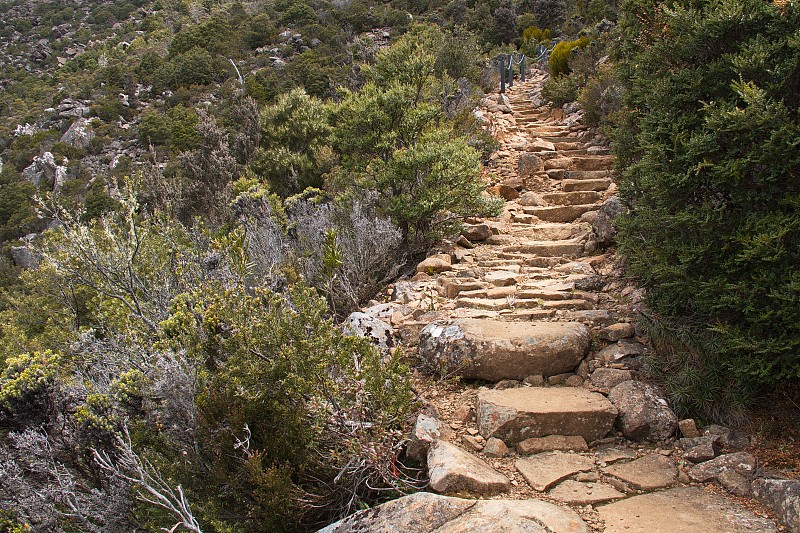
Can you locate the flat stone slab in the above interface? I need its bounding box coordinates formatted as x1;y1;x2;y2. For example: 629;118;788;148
484;270;520;286
594;445;636;465
477;387;617;444
596;486;778;533
503;240;585;258
418;319;591;381
602;454;678;491
318;492;590;533
516;452;596;491
541;191;602;205
549;480;625;505
428;440;510;495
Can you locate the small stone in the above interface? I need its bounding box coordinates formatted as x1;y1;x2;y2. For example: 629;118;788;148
466;428;479;436
453;405;474;424
456;235;474;249
589;368;633;390
495;379;522;390
406;414;454;462
576;472;599;482
417;257;452;274
607;381;677;442
484;437;509;458
524;374;546;386
462;434;484;452
548;373;573;385
703;425;751;452
462;224;492;242
680;436;721;463
565;375;585;387
679;418;701;438
600;323;636;342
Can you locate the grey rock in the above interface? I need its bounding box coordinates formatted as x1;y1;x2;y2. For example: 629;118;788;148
418;319;590;381
679;435;721;463
344;312;394;354
406;414;453;462
60;117;94;148
10;245;40;270
427;440;510;495
607;381;677;442
703;424;751;451
593;196;626;244
689;452;758;482
753;477;800;532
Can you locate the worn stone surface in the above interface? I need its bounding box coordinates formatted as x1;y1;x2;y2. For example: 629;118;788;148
406;414;454;462
518;435;588;455
678;418;701;438
427;440;510;495
607;381;677;441
518;152;544;177
318;492;590;533
602;454;678;491
417;257;452;274
689;452;758;483
418;319;591;381
548;480;624;505
753;477;800;532
703;424;751;451
477;387;617;445
600;323;636;342
515;452;595;491
596;486;778;533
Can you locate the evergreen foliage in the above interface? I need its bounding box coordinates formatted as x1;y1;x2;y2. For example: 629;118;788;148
612;0;800;414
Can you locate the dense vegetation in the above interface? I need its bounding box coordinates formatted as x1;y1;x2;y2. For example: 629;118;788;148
2;0;799;530
610;0;800;420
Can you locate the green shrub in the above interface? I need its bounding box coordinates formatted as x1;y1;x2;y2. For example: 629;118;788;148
541;73;580;106
613;0;800;410
548;36;590;77
577;65;621;126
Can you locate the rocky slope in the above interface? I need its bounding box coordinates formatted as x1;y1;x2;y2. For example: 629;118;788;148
329;72;799;532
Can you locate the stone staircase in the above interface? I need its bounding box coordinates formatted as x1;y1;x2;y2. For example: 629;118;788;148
324;72;788;533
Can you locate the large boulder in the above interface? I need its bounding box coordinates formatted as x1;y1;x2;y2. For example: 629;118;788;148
318;492;590;533
22;151;67;189
607;381;677;441
418;319;591;381
477;387;617;445
593;196;626;244
60;117;94;148
753;477;800;533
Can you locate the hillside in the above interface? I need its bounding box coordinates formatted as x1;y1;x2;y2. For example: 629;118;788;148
1;0;799;532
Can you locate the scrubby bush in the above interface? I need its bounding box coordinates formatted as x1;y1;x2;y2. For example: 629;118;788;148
541;72;580;106
548;36;590;77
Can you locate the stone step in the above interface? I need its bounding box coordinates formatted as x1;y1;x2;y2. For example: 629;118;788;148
562;178;611;192
538;135;583;143
563;170;614;180
544;156;615;172
540;299;593;310
596;486;778;533
455;297;549;311
476;387;618;444
501;223;587;240
319;492;592;533
418;319;591;381
516;452;596;492
502;241;584;258
522;205;596;223
541;191;603;206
